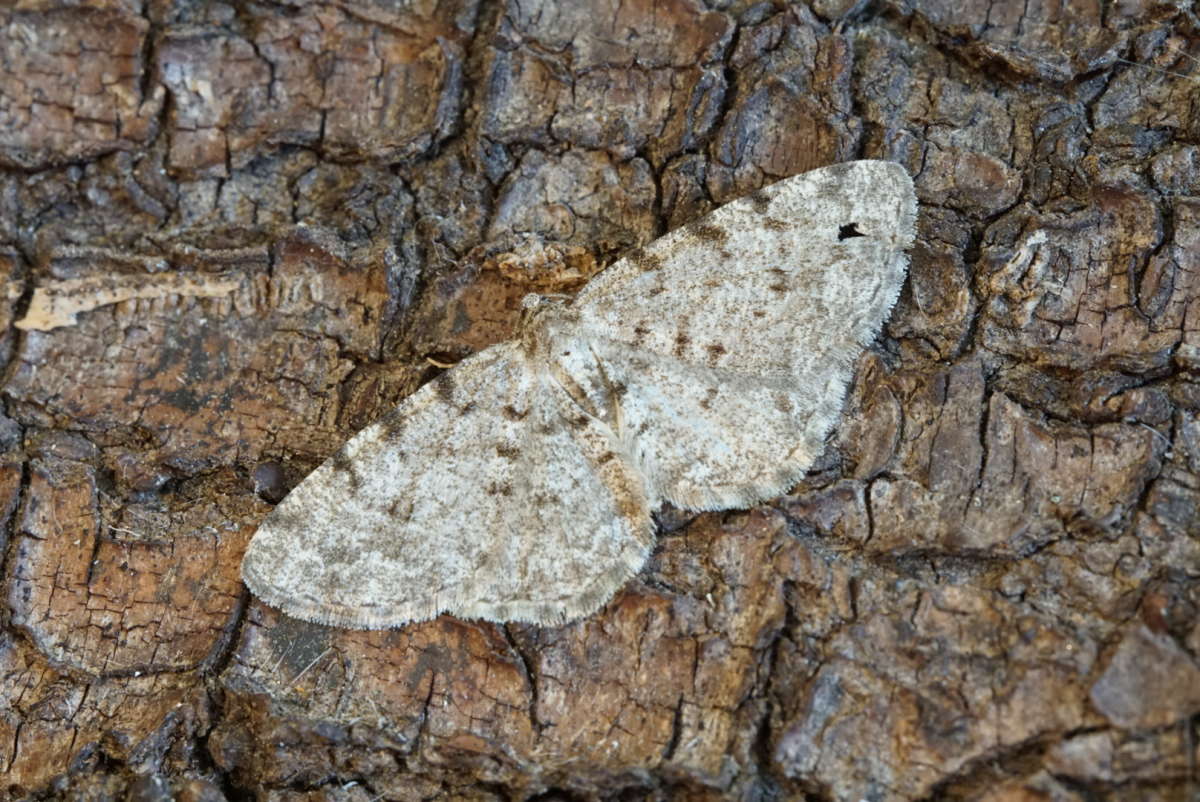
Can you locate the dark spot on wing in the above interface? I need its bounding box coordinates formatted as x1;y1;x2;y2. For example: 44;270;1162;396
749;189;771;214
612;381;628;398
459;401;477;415
329;450;362;490
774;393;794;413
688;223;728;244
718;249;732;261
486;481;513;496
376;411;405;440
628;247;665;273
768;267;788;278
495;444;520;460
633;324;651;344
647;285;666;296
597;451;615;464
838;222;865;240
434;372;456;402
699;387;718;410
674;332;691;356
752;309;766;318
637;421;652;434
768;282;788;294
763;217;788;232
568;415;590;430
706;343;727;364
502;405;528;421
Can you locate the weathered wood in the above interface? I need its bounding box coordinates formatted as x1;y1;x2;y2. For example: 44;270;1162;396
1;1;1198;800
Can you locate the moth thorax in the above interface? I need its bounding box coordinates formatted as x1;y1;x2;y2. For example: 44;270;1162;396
517;294;578;357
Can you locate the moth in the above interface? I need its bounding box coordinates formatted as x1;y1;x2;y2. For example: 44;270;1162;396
242;160;918;628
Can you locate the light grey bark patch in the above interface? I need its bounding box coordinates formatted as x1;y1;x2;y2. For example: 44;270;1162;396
241;160;918;629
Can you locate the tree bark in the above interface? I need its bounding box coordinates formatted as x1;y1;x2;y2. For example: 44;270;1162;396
1;1;1198;800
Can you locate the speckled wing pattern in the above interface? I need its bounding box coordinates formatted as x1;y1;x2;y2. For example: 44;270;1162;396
241;344;653;628
241;160;917;628
571;160;917;511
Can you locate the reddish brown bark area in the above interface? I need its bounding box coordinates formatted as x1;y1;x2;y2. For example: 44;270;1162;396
1;1;1198;800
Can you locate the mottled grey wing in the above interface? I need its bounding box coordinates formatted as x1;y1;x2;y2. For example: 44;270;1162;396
569;160;917;510
241;343;652;628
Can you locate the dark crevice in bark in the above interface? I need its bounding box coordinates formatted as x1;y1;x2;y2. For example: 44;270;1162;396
503;624;543;737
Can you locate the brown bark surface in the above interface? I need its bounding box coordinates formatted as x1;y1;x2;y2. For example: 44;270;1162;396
1;1;1198;800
